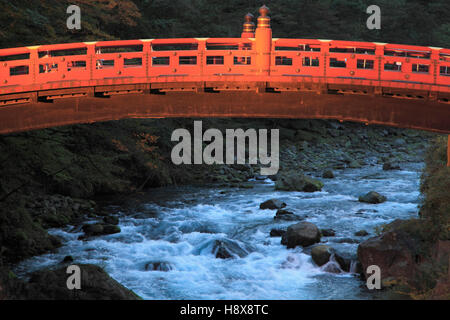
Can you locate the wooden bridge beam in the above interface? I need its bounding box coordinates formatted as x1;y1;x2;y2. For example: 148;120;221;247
0;89;450;135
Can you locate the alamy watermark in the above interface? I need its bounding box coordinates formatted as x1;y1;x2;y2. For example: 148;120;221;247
366;5;381;30
66;265;81;290
67;5;81;30
366;265;381;289
171;121;279;175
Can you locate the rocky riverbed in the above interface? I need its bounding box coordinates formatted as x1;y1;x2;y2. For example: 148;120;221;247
0;118;445;299
12;161;427;299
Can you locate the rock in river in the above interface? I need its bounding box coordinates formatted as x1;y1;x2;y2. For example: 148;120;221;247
212;239;248;259
320;228;336;237
274;209;302;221
311;245;333;266
275;170;324;192
311;245;353;272
270;229;286;237
259;199;286;210
358;191;387;204
357;219;421;283
281;222;321;248
25;264;140;300
322;170;335;179
61;255;74;264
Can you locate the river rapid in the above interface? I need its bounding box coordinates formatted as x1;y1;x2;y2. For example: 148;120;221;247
14;162;423;300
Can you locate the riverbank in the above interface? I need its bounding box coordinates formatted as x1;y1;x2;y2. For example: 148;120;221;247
357;136;450;299
0;118;439;299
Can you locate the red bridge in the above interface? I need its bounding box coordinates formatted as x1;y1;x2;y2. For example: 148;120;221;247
1;6;449;164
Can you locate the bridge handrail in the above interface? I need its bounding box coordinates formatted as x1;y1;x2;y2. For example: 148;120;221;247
0;38;449;96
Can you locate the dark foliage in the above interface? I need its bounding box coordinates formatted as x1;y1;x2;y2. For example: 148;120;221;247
0;0;449;48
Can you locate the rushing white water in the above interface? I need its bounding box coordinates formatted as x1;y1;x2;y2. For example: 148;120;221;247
14;163;423;299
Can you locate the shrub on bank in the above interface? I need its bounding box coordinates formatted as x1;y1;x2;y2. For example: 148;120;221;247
420;136;450;241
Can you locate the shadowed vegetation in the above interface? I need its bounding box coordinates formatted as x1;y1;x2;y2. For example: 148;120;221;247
1;0;449;48
420;136;450;241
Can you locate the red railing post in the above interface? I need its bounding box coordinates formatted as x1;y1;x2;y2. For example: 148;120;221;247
431;49;439;85
85;43;96;82
196;40;205;88
255;5;271;76
375;45;383;93
241;13;255;38
29;47;38;85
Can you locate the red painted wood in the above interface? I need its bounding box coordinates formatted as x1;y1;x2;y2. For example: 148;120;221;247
0;38;448;95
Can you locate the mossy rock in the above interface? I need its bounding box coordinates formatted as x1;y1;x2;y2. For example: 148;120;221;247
311;245;332;266
275;170;324;192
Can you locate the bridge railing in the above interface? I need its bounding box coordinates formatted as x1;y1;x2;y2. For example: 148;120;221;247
93;40;148;80
202;38;255;77
36;43;91;83
270;39;324;78
0;47;33;87
150;38;201;78
326;40;379;81
0;38;449;96
380;44;434;84
438;50;450;86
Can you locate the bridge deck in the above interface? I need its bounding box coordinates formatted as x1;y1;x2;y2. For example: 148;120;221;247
0;37;449;134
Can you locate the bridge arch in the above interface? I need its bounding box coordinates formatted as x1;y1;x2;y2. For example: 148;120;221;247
0;6;449;164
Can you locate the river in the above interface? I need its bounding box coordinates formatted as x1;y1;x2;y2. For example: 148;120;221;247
14;162;423;299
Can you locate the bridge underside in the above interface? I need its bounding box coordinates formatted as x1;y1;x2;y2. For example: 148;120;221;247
0;82;449;135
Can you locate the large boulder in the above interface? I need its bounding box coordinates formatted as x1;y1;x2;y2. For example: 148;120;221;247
358;220;450;296
281;222;321;248
259;199;286;210
311;245;332;266
25;264;141;300
275;171;324;192
358;191;387;204
357;219;420;284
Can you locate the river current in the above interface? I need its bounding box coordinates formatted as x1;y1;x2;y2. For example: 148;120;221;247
15;162;423;299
